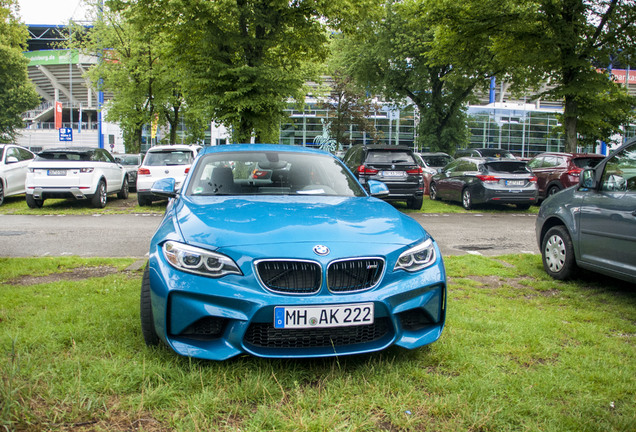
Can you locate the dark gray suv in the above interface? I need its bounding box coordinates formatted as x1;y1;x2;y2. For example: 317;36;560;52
536;138;636;283
343;145;424;209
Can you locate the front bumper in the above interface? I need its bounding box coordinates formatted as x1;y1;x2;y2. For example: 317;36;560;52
147;245;447;360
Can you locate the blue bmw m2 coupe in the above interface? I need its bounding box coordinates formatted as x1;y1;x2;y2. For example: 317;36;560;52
141;144;446;360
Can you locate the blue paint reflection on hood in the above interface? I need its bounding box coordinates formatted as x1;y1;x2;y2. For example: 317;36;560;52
174;195;427;249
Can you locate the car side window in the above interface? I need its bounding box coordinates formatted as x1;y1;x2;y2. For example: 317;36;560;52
600;146;636;192
528;157;544;169
6;147;20;160
17;148;34;161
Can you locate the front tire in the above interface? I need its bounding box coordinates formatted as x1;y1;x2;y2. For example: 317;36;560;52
117;177;129;199
91;180;107;208
138;193;152;206
26;194;44;208
462;188;472;210
547;184;561;197
0;181;4;206
429;182;439;200
541;225;577;280
140;264;160;346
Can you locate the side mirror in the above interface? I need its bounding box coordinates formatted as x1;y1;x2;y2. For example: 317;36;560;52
579;169;596;190
151;178;177;198
367;179;389;199
6;156;18;164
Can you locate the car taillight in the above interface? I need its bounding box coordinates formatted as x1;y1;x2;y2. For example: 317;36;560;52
529;176;538;183
567;168;582;177
185;167;190;174
406;167;423;176
138;168;151;175
357;165;379;175
476;175;500;182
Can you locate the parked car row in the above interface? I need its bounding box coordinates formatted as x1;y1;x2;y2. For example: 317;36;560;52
1;144;150;208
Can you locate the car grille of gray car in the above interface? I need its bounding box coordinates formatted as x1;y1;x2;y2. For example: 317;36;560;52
244;317;391;349
327;258;384;292
256;260;322;294
256;258;385;294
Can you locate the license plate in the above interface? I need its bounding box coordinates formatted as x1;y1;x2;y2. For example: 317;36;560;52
274;303;374;329
47;169;67;176
382;171;405;177
505;180;524;186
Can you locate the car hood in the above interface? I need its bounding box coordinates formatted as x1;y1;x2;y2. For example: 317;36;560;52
173;195;427;249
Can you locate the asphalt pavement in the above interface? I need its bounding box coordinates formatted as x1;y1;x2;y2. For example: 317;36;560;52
0;212;538;258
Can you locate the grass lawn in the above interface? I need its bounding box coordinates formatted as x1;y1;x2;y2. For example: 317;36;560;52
1;255;634;431
0;194;539;216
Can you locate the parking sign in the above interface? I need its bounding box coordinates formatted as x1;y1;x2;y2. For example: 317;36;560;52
59;128;73;142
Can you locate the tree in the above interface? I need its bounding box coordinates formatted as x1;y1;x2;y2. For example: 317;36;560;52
165;0;337;144
0;0;40;143
321;71;382;147
331;1;502;153
74;1;208;152
428;0;636;151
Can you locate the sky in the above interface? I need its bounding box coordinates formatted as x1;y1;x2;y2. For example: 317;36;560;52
17;0;92;25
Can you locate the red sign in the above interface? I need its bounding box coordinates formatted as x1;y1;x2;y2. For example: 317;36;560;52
55;101;63;129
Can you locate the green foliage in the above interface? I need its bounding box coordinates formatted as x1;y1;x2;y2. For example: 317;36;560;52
428;0;636;151
166;0;341;143
321;70;382;147
1;255;634;431
331;1;485;153
0;0;40;143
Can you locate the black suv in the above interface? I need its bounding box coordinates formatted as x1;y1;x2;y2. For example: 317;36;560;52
343;145;424;209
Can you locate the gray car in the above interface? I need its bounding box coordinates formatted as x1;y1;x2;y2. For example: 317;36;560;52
536;138;636;283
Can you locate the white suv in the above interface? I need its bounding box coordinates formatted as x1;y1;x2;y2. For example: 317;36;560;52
25;147;129;208
1;144;35;206
136;145;202;206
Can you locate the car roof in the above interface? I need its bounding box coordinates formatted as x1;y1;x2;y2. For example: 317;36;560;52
199;144;334;156
147;144;202;152
39;147;97;153
532;152;605;158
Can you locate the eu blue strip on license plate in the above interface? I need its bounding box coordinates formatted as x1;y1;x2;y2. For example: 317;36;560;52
274;303;374;329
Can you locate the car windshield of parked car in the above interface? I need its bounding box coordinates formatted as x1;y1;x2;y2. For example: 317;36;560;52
35;151;91;161
422;155;453;167
573;157;603;169
119;155;141;165
483;161;532;174
144;151;193;166
367;151;414;164
481;149;516;159
187;151;367;197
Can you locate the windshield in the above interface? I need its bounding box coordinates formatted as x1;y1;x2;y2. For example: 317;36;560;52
484;161;531;174
36;151;92;161
186;151;366;197
119;155;141;165
144;150;193;166
573;157;603;169
422;155;453;167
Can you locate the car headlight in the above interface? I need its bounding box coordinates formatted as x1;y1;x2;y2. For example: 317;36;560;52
163;241;242;278
394;239;436;272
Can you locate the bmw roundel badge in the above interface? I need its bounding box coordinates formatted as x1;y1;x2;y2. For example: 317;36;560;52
313;245;330;256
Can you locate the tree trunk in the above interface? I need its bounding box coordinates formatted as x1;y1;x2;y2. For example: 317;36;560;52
563;95;578;153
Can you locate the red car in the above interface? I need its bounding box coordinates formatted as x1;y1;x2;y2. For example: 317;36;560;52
527;152;605;200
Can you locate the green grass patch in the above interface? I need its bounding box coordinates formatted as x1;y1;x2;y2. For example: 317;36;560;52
0;194;166;215
398;196;540;214
1;255;633;431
